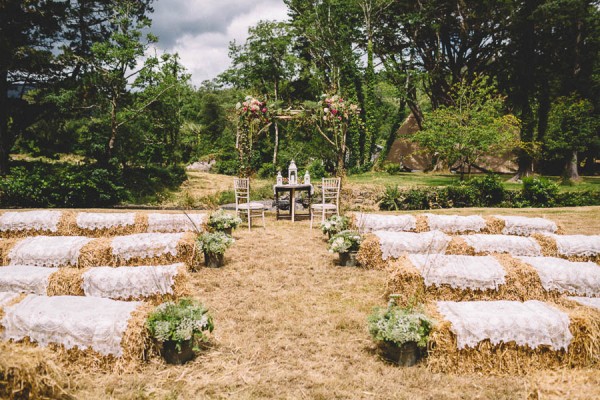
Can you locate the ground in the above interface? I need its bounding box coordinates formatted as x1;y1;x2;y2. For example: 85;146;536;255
48;207;598;399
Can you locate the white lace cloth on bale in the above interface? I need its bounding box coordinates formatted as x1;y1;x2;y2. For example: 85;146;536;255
375;231;451;259
461;234;542;256
111;233;184;261
0;292;19;307
408;254;506;291
355;213;416;233
540;233;600;257
567;297;600;310
76;212;135;230
0;295;141;356
495;215;558;236
82;264;181;300
437;300;573;350
0;266;57;295
425;214;486;233
0;210;62;233
147;213;205;233
517;256;600;297
8;236;92;267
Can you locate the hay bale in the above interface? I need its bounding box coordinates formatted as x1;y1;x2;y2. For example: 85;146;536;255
47;268;86;296
0;293;26;334
494;215;559;236
0;210;63;239
70;212;144;237
55;210;77;236
0;266;57;295
532;233;559;257
385;257;426;306
493;254;553;301
483;216;505;234
459;234;542;256
445;237;476;255
356;234;387;270
354;213;416;233
415;214;429;232
78;237;113;268
424;214;487;234
426;300;597;374
7;236;93;267
536;233;600;263
0;341;72;400
146;212;206;233
0;238;18;265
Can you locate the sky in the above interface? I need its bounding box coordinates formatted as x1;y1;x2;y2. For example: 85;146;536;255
149;0;289;87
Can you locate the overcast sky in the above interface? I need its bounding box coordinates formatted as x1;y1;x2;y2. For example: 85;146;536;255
149;0;289;87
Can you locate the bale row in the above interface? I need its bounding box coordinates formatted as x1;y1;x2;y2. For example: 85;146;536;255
0;294;155;371
533;233;600;263
426;298;600;374
1;232;200;270
385;254;553;306
0;210;207;238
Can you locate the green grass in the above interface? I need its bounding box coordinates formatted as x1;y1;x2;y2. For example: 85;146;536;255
347;171;600;193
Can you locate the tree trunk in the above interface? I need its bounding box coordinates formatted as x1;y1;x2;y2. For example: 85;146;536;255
564;150;580;181
0;68;10;175
272;122;279;166
107;97;118;162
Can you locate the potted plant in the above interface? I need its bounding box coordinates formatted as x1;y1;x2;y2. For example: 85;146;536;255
197;231;234;268
320;215;349;239
328;230;362;266
147;298;214;365
207;210;242;235
367;297;435;366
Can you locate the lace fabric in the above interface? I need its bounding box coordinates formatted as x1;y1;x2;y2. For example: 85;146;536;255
8;236;93;267
517;256;600;296
0;266;56;295
541;233;600;257
375;231;451;259
0;295;141;356
0;210;62;232
496;215;558;236
147;213;205;233
461;234;542;256
408;254;506;290
76;212;135;230
567;296;600;310
111;233;184;261
355;214;416;233
82;264;181;300
437;300;573;351
425;214;486;233
0;292;19;307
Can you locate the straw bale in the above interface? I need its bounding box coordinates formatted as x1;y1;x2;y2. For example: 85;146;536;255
0;294;27;335
47;268;86;296
386;254;552;306
415;214;429;232
483;216;505;234
0;238;19;264
356;234;387;270
532;233;559;257
56;210;77;236
426;299;600;374
78;237;113;268
0;341;73;400
0;211;63;239
70;212;147;237
445;237;475;255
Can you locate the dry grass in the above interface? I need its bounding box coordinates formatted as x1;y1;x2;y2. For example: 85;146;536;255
2;206;600;399
47;268;86;296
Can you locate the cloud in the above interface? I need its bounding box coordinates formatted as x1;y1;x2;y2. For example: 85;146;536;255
149;0;288;86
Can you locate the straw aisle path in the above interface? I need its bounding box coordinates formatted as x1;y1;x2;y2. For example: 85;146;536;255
68;211;600;399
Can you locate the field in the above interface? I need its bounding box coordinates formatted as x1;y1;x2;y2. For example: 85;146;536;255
3;206;599;399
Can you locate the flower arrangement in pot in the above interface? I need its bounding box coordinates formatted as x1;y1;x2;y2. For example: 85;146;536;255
328;229;362;267
367;297;435;366
147;298;214;365
207;210;242;235
197;231;235;268
320;215;349;240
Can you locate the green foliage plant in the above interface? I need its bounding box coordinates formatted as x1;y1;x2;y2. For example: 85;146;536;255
320;215;349;236
521;177;560;207
368;299;435;349
207;210;242;231
197;232;235;256
379;185;402;211
147;298;214;351
466;174;506;206
328;230;362;254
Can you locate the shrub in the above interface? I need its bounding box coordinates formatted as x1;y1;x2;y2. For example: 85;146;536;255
368;299;435;348
147;298;214;351
307;159;327;180
320;215;349;236
401;188;431;210
384;163;403;175
197;231;235;255
467;174;505;206
257;162;276;179
445;182;480;207
379;185;402;211
207;210;242;231
521;177;560;207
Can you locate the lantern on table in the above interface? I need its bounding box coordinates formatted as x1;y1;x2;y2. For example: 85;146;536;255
277;170;283;185
288;160;297;184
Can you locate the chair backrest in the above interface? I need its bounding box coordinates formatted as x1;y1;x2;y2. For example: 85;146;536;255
320;177;340;206
233;178;250;207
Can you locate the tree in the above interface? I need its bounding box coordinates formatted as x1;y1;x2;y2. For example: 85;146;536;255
0;0;66;174
545;94;598;180
413;76;520;180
